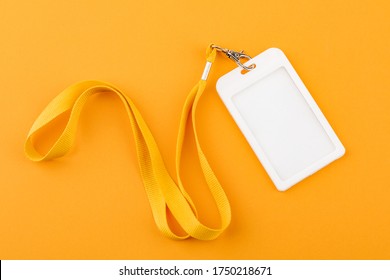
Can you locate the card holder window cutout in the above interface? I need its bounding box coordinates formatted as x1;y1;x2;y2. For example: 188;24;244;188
216;48;345;191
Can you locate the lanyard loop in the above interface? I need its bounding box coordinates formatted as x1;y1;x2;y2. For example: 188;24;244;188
25;45;231;240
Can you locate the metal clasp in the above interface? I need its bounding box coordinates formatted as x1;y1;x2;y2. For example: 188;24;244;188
211;44;255;71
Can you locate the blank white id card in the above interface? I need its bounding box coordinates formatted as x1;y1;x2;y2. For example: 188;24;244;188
216;48;345;191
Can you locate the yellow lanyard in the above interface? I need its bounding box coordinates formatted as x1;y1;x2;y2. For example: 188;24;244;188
25;45;252;240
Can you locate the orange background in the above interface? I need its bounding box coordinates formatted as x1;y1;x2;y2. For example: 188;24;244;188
1;0;389;259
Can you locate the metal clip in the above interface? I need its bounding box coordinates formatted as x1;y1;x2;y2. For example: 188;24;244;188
211;44;255;71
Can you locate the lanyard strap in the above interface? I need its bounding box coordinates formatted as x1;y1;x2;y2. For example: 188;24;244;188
25;45;231;240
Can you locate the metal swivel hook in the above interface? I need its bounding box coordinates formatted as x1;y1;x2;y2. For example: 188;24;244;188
211;44;255;71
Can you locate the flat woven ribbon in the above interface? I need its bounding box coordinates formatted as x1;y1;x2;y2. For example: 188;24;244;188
25;46;231;240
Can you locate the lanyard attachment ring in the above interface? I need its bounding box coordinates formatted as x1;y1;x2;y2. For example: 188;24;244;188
211;44;255;71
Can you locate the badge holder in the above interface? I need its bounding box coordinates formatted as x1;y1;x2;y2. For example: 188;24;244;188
213;45;345;191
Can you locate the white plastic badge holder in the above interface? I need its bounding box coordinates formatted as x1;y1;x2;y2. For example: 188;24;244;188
216;48;345;191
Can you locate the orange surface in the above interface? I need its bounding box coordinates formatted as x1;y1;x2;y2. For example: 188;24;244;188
1;0;389;259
